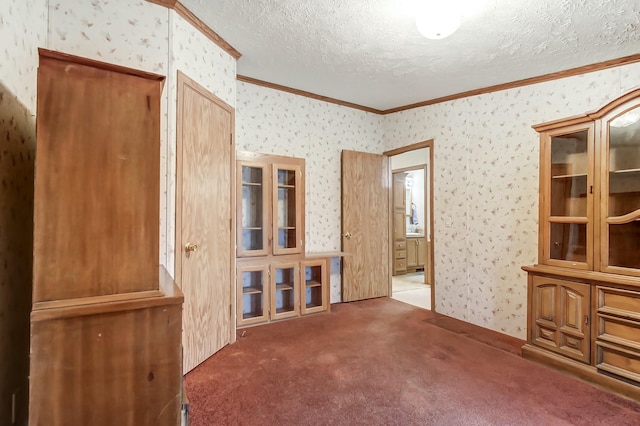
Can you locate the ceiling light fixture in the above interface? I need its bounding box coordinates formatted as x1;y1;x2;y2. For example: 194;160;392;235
415;2;462;40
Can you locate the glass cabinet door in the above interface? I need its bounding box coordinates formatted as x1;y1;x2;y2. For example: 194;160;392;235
237;162;269;257
602;104;640;275
237;264;269;326
271;262;299;320
543;125;594;269
301;259;327;315
272;163;304;255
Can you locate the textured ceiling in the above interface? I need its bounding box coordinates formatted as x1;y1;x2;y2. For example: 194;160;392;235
179;0;640;111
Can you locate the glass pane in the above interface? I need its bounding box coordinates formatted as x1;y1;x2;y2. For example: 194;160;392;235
608;106;640;217
550;131;588;217
305;265;322;308
241;270;264;319
278;228;297;249
242;229;263;251
277;187;296;228
242;185;263;228
241;165;264;252
306;286;322;308
549;223;586;262
275;267;295;314
242;166;262;184
608;222;640;269
305;265;322;283
278;169;296;186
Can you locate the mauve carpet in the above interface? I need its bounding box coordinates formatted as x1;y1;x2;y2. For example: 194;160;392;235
184;297;640;425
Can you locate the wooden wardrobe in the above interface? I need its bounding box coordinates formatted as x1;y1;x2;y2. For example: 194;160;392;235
29;50;183;425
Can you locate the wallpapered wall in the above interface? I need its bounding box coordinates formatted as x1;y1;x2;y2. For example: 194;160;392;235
1;1;237;423
166;11;237;276
48;0;172;267
0;1;47;423
47;0;239;274
235;82;385;302
383;64;640;338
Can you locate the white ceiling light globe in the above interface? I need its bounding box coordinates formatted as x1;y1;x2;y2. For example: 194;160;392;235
415;4;462;40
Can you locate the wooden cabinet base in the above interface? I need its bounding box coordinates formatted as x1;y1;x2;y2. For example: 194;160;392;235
237;257;329;328
29;285;184;426
522;343;640;402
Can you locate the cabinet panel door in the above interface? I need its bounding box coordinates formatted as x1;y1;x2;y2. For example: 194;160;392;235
531;276;590;363
558;281;590;363
539;124;594;271
272;163;305;255
600;101;640;277
417;237;426;267
237;264;270;327
531;278;559;351
407;238;418;268
301;259;328;315
237;161;270;257
271;262;300;320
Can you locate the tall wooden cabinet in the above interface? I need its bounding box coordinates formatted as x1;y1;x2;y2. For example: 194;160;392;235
29;50;183;425
236;151;329;327
393;172;408;275
523;88;640;400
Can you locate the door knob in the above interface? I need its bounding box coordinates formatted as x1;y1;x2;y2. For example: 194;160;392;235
184;243;199;253
342;232;352;240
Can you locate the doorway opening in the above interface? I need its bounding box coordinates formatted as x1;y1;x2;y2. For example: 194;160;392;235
384;141;434;311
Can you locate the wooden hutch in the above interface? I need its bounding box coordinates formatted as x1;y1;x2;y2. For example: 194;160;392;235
29;50;183;425
235;151;331;327
523;88;640;400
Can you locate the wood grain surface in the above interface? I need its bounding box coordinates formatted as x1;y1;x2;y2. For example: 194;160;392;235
33;54;161;302
341;150;390;302
177;73;233;372
29;299;183;426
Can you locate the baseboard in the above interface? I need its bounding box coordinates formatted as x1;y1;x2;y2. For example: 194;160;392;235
522;343;640;402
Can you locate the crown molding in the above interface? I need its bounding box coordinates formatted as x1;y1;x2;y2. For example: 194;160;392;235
146;0;241;60
237;75;384;114
241;54;640;116
143;3;640;117
382;53;640;115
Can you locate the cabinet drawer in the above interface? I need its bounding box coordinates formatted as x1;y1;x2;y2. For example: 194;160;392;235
597;314;640;351
597;286;640;321
395;249;406;260
395;259;406;271
395;241;406;251
596;341;640;383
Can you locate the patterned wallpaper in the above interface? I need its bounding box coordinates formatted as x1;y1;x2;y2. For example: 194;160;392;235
236;81;385;303
165;10;237;276
383;63;640;338
48;1;240;275
48;0;172;267
0;1;48;423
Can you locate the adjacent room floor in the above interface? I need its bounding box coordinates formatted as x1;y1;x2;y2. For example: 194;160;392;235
184;298;640;425
391;272;430;310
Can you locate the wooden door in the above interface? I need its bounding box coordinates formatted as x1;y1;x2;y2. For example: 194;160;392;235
530;275;590;363
341;150;390;302
176;72;234;373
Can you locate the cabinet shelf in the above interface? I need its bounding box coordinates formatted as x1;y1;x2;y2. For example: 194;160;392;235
242;286;263;295
278;184;295;189
552;173;587;179
610;168;640;175
276;283;294;291
242;181;262;186
305;280;322;288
